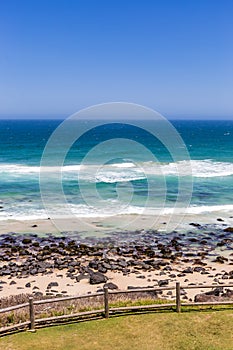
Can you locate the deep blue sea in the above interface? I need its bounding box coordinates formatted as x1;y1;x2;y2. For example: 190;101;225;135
0;119;233;221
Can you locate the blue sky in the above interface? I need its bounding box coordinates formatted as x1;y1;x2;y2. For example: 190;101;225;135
0;0;233;119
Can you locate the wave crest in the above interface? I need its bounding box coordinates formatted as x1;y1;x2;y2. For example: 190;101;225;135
0;159;233;180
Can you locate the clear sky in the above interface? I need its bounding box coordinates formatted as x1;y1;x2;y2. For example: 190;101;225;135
0;0;233;119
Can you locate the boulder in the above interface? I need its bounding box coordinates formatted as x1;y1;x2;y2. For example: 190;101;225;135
90;272;107;285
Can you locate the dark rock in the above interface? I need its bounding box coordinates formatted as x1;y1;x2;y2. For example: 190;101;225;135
102;262;112;270
104;282;118;290
76;274;89;282
182;267;193;274
158;279;169;287
194;293;218;302
117;259;127;268
223;289;233;298
189;238;198;242
88;260;98;269
200;240;208;245
98;266;107;274
68;267;75;273
206;287;223;296
194;267;205;273
10;280;16;285
214;256;228;264
127;285;152;290
224;227;233;233
190;223;201;227
47;281;59;289
22;238;32;244
89;272;107;285
194;286;233;302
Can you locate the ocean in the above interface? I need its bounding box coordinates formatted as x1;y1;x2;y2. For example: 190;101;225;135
0;119;233;224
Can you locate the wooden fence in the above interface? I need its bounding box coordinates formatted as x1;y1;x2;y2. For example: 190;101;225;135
0;282;233;335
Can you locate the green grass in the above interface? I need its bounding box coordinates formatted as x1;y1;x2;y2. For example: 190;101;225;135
1;310;233;350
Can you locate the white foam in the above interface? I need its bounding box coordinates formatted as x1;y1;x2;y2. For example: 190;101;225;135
109;162;136;168
142;160;233;178
1;159;233;179
95;171;145;183
184;204;233;214
1;202;233;222
62;165;82;171
186;160;233;178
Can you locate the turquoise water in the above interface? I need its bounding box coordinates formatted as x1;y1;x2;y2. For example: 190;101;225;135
0;119;233;220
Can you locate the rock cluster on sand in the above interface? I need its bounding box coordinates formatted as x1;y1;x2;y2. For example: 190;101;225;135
0;224;232;300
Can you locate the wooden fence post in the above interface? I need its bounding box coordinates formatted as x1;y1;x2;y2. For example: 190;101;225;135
104;287;109;319
176;282;181;313
29;297;35;331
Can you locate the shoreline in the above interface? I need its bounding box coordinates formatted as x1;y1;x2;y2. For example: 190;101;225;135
0;210;233;236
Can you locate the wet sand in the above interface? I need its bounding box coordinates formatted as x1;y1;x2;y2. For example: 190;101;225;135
0;210;233;236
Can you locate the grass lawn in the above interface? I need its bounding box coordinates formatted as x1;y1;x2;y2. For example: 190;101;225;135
0;310;233;350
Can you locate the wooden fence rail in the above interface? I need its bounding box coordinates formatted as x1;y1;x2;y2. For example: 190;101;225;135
0;282;233;336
